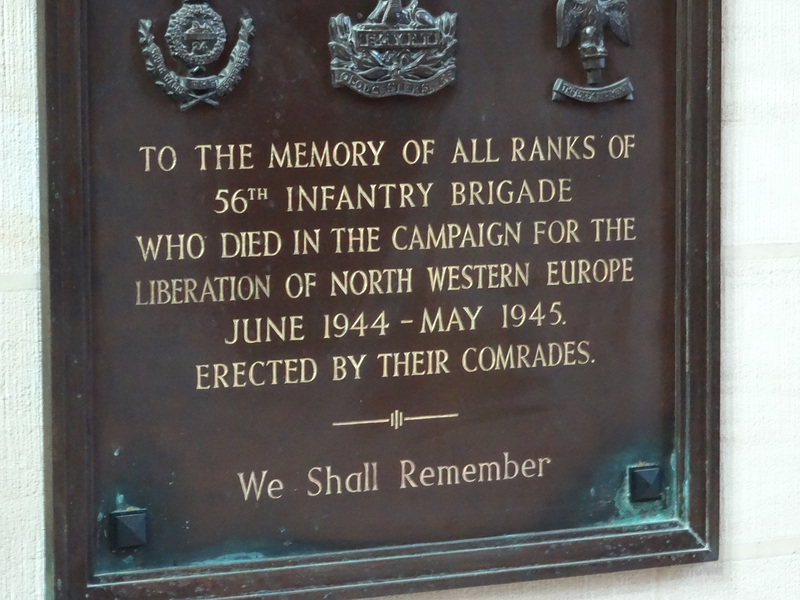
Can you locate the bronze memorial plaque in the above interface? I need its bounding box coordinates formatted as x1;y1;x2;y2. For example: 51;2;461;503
43;1;720;598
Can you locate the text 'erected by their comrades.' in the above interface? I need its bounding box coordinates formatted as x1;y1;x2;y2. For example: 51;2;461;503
133;135;639;390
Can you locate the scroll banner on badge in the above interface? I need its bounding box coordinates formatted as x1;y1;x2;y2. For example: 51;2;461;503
552;77;634;103
331;66;456;98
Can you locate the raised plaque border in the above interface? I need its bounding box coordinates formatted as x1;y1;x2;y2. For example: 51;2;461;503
42;1;720;598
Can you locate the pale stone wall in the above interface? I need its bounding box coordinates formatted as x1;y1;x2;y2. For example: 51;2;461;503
1;2;44;599
1;1;798;598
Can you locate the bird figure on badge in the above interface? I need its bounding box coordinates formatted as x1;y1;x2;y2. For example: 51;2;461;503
368;0;435;27
556;0;631;86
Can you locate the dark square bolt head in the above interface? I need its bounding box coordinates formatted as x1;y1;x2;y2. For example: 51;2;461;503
110;509;148;550
629;466;664;503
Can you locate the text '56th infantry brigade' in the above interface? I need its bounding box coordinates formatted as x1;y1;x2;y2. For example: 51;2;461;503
138;1;254;110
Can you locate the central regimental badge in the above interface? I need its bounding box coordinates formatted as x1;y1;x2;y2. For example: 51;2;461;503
138;1;254;111
329;0;457;98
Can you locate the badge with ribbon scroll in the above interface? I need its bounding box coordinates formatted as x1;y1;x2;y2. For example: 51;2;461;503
553;0;634;103
138;1;254;111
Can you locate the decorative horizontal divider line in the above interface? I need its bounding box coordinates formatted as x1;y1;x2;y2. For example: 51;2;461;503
333;411;460;430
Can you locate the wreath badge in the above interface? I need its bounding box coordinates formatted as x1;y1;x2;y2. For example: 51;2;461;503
329;0;457;98
138;1;254;111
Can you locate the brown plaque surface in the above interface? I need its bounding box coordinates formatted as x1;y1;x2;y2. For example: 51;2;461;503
43;1;719;598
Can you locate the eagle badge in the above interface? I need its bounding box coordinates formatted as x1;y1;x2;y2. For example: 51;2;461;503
553;0;634;103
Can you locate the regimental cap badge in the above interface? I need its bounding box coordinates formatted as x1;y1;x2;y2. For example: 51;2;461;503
553;0;634;103
138;1;254;110
329;0;457;98
166;2;227;69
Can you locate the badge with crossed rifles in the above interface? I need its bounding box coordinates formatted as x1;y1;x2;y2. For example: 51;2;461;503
553;0;634;103
138;1;254;111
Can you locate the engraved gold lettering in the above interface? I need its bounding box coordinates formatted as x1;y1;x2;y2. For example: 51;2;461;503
591;217;636;242
451;138;500;164
546;258;634;285
426;263;530;291
286;182;432;211
136;233;206;261
284;272;317;299
420;306;482;333
608;134;636;159
307;463;378;496
392;222;521;251
140;145;177;172
532;220;580;245
377;350;450;377
400;453;552;489
220;231;282;258
237;471;284;501
135;275;270;306
268;140;386;168
461;342;591;371
195;144;254;171
332;354;367;381
511;136;596;161
292;229;321;255
402;139;435;165
451;178;572;205
330;227;381;253
224;316;305;345
195;358;318;389
329;268;413;296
